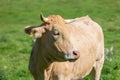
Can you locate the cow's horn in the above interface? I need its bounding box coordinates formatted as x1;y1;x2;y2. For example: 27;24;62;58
65;18;79;23
64;19;75;23
40;14;48;23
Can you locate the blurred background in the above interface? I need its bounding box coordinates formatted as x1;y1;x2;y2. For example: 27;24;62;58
0;0;120;80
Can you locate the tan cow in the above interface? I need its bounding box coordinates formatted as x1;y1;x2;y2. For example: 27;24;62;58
24;15;104;80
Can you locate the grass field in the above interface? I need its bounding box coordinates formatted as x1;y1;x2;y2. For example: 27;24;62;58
0;0;120;80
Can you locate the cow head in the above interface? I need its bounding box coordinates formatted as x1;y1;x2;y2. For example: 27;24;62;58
25;15;80;61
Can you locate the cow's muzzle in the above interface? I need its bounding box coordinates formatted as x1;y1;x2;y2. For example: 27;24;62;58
65;50;80;61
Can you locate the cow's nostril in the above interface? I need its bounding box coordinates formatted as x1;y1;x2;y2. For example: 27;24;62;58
73;51;78;56
72;51;80;59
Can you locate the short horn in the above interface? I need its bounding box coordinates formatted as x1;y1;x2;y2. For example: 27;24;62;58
40;14;48;23
65;18;79;23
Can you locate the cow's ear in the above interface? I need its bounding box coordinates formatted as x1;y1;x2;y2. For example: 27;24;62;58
24;26;33;35
24;26;45;38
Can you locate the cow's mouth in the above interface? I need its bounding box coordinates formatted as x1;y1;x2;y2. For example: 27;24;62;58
46;51;79;62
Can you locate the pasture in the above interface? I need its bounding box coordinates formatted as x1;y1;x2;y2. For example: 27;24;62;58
0;0;120;80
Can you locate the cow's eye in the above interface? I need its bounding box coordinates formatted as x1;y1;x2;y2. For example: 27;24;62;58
52;30;60;40
53;30;60;36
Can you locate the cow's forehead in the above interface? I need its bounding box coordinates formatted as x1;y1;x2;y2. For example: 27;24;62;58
39;15;67;30
47;15;66;24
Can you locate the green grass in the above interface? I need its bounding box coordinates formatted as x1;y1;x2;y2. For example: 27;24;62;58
0;0;120;80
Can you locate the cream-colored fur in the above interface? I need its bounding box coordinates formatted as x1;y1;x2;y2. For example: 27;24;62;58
25;15;104;80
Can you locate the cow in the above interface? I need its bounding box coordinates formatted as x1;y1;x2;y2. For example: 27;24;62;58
24;15;104;80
